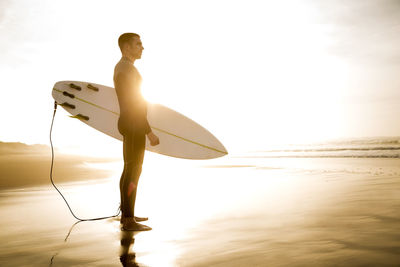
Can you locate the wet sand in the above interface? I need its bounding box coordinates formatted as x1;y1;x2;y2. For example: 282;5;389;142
0;156;399;266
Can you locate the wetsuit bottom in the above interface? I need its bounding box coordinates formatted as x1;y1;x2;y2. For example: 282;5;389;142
120;129;146;218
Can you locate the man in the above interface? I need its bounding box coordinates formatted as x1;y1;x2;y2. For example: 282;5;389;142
114;33;159;231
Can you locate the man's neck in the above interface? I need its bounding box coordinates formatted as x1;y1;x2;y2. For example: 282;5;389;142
121;55;135;64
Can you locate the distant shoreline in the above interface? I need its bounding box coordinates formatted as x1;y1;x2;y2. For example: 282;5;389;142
0;141;119;189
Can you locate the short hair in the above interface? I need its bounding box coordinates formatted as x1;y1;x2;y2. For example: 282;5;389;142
118;33;140;51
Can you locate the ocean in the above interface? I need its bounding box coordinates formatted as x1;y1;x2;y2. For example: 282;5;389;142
241;137;400;158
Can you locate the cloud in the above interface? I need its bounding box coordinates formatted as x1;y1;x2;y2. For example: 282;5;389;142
311;0;400;65
0;0;62;67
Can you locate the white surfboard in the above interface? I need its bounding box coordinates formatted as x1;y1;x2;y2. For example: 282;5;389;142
52;81;227;159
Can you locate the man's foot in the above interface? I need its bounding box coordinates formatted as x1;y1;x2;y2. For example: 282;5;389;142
120;253;136;265
134;216;148;222
122;217;152;231
120;216;148;224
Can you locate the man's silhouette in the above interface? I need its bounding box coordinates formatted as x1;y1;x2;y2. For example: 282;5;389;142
114;33;159;231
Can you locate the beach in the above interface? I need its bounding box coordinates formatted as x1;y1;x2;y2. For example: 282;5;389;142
2;0;400;265
0;145;399;266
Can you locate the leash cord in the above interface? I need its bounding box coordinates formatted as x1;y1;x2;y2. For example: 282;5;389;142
50;101;120;221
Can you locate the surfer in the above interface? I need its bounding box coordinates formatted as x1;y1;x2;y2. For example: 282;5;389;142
114;33;160;231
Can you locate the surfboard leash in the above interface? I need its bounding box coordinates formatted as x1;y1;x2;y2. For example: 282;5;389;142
50;101;121;221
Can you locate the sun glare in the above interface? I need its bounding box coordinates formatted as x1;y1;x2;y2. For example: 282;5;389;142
136;0;351;148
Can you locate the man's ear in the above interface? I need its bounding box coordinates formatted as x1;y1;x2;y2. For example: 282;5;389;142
121;43;129;53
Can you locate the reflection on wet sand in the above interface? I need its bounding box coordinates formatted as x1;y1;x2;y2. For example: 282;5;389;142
49;220;141;267
49;221;81;267
119;231;139;267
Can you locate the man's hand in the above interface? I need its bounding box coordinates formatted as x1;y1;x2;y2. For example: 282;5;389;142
147;131;160;146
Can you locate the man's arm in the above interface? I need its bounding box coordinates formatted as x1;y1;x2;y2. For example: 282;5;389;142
147;131;160;146
143;104;160;146
114;69;137;115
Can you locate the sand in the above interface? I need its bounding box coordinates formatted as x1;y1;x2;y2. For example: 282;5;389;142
0;154;399;266
0;142;117;189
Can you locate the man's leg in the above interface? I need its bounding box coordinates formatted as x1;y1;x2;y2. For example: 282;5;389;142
119;165;126;216
120;130;150;230
130;130;145;217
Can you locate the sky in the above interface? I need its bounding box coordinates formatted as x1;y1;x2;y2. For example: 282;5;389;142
1;0;400;156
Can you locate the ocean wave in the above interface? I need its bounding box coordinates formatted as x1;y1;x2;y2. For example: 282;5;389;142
262;147;400;153
241;154;400;159
246;137;400;158
321;137;400;146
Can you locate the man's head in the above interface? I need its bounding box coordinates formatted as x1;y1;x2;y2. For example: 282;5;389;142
118;33;144;60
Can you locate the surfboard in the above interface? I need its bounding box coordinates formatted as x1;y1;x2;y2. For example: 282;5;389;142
52;81;227;159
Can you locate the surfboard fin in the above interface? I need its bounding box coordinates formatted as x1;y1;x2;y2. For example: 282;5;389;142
70;114;89;121
69;83;82;91
87;84;99;91
63;91;75;99
60;102;76;109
